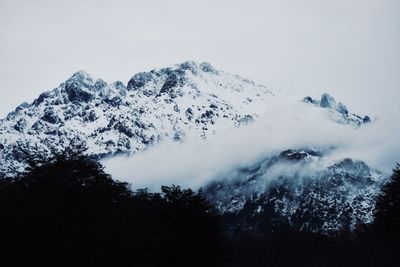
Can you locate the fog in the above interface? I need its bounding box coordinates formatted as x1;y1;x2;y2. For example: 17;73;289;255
103;95;400;190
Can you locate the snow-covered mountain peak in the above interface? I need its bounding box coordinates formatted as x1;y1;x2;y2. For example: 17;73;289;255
0;61;275;175
304;93;371;126
67;70;94;84
126;60;249;98
0;62;373;178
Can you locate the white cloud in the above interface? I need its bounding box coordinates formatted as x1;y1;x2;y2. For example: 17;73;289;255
103;96;400;190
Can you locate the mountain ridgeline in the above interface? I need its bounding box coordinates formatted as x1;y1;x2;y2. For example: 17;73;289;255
1;61;274;175
0;61;382;235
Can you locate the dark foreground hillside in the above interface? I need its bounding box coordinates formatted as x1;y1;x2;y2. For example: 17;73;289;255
0;150;399;267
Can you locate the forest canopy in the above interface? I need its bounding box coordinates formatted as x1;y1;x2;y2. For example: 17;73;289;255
0;150;399;267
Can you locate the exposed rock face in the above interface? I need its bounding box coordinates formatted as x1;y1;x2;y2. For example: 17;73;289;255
303;94;371;127
127;72;154;91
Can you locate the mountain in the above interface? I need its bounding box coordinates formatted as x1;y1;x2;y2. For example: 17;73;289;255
205;149;385;234
0;62;272;175
0;61;368;175
0;61;382;233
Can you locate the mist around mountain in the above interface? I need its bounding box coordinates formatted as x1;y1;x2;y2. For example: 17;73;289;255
0;61;382;178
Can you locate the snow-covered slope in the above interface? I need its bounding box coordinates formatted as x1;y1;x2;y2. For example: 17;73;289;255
0;61;369;175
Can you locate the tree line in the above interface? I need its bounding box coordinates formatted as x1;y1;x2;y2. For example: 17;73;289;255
0;148;399;266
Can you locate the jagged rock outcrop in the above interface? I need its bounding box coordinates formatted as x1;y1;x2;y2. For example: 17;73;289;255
303;93;371;126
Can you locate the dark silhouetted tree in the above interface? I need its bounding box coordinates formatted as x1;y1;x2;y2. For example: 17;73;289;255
374;163;400;234
0;150;225;267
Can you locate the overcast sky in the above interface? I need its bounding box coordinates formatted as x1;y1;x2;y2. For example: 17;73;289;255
0;0;399;118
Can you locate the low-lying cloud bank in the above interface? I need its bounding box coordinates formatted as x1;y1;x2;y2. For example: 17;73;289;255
103;97;399;191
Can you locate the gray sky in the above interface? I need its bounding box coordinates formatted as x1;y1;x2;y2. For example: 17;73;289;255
0;0;399;118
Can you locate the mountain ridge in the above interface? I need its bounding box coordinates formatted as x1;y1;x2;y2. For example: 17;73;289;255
0;61;372;175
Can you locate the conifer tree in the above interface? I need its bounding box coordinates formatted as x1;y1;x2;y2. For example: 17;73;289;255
374;163;400;233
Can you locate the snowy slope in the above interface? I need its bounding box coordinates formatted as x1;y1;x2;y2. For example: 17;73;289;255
0;61;368;175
